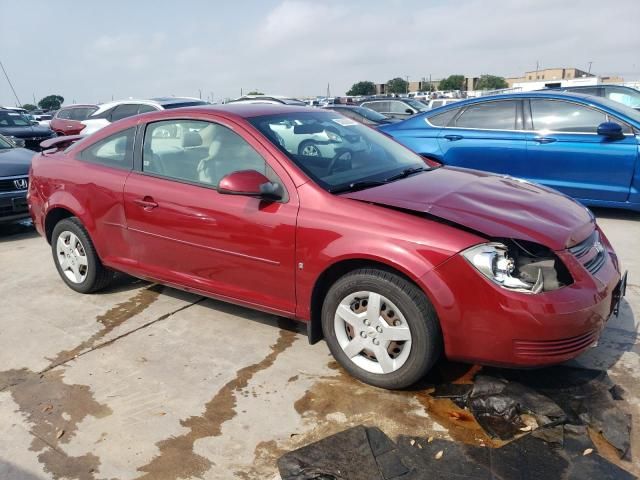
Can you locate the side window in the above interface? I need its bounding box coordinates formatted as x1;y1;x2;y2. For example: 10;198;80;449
137;104;157;114
110;104;141;122
364;102;388;113
57;109;71;120
143;120;268;189
431;101;443;109
390;101;411;114
337;109;364;123
428;108;459;127
530;100;606;133
79;127;135;169
455;101;517;130
573;87;600;96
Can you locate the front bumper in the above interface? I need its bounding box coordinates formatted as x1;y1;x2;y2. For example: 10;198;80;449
0;192;29;223
422;241;623;367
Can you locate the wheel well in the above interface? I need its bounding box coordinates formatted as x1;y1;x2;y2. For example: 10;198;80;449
44;207;74;243
308;259;418;344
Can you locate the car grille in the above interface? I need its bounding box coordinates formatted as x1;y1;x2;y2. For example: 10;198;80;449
569;230;606;275
24;137;52;151
0;176;28;192
514;329;599;359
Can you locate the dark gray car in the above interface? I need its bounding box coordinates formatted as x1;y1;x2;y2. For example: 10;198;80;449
0;109;57;151
0;134;33;223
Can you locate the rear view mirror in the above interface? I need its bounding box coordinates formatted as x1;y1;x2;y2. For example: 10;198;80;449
597;122;624;138
218;170;283;201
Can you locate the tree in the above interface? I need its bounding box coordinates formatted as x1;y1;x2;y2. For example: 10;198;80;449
438;75;465;91
475;75;509;90
247;90;264;95
21;103;37;111
346;81;376;96
38;95;64;110
386;77;408;94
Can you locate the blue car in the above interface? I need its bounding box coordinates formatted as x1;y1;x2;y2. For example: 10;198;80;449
380;92;640;211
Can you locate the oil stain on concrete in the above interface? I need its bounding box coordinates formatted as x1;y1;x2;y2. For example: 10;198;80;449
136;328;298;480
0;284;163;479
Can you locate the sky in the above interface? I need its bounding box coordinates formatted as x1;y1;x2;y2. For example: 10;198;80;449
1;0;639;106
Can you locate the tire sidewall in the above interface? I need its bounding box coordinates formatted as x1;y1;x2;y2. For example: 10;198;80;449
51;219;100;294
321;271;440;389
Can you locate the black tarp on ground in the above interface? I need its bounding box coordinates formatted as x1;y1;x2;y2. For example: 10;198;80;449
278;425;636;480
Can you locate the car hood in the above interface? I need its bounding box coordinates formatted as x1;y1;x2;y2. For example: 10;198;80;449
0;125;54;138
0;147;34;176
342;167;595;250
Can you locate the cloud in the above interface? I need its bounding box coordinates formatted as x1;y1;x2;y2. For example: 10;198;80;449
1;0;638;105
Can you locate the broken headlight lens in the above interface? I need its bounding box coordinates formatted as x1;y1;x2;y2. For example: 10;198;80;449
462;242;544;294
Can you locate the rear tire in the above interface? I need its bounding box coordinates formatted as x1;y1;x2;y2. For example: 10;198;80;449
321;268;441;389
51;217;114;293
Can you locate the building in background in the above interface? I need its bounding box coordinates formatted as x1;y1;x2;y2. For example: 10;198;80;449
505;67;626;92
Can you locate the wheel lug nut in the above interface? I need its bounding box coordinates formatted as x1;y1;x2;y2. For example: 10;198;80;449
393;320;401;326
373;339;379;345
360;331;366;338
376;326;382;333
364;320;370;326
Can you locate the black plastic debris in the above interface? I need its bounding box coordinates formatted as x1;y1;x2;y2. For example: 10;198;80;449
432;366;632;459
277;426;411;480
278;425;636;480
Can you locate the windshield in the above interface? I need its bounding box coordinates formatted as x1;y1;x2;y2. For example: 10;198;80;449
0;135;13;149
404;99;429;111
353;106;388;121
249;111;430;192
0;111;31;127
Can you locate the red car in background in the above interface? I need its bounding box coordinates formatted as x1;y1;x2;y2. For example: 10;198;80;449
28;105;625;389
49;104;98;136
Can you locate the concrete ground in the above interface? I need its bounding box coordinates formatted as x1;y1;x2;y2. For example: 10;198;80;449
0;208;638;479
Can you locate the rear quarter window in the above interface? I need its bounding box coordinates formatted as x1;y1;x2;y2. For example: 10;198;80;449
428;108;459;127
78;127;135;170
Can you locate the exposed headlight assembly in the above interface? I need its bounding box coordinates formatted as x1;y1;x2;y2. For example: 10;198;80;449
462;241;571;294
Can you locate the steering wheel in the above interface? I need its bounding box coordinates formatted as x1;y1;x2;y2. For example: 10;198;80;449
327;149;353;176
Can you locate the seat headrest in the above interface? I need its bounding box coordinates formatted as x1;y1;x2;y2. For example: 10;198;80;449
182;131;202;148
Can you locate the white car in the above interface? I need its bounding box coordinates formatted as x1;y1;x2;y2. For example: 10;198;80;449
81;97;209;136
227;95;307;106
425;98;462;110
268;117;368;158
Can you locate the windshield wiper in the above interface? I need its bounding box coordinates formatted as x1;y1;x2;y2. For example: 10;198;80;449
384;166;428;182
329;180;387;194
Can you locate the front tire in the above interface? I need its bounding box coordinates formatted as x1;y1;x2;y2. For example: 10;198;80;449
321;268;441;389
51;217;114;293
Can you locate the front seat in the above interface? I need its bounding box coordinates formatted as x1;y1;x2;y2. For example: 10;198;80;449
197;127;265;186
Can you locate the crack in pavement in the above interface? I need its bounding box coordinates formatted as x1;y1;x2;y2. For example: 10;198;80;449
136;328;298;480
0;286;205;480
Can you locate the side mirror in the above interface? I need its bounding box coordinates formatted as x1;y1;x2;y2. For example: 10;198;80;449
31;120;39;125
218;170;283;200
597;122;624;138
405;108;414;114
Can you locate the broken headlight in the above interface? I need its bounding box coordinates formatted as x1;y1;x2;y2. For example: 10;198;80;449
462;241;571;294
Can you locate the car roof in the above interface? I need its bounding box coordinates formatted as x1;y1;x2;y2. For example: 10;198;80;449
149;96;206;106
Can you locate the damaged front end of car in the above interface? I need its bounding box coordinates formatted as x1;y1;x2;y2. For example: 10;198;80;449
462;239;573;294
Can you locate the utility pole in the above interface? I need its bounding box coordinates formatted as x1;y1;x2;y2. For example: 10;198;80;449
588;61;593;74
0;59;22;107
326;83;331;98
198;89;202;99
406;75;409;94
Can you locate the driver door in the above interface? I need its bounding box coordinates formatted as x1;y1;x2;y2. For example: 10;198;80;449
123;117;299;314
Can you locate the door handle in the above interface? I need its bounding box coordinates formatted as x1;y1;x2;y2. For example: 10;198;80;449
133;197;158;210
443;134;463;141
533;137;557;144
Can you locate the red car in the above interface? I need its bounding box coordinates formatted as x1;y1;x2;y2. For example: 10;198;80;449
49;104;98;136
28;105;625;389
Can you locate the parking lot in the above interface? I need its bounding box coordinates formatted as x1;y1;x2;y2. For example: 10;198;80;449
0;206;638;479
